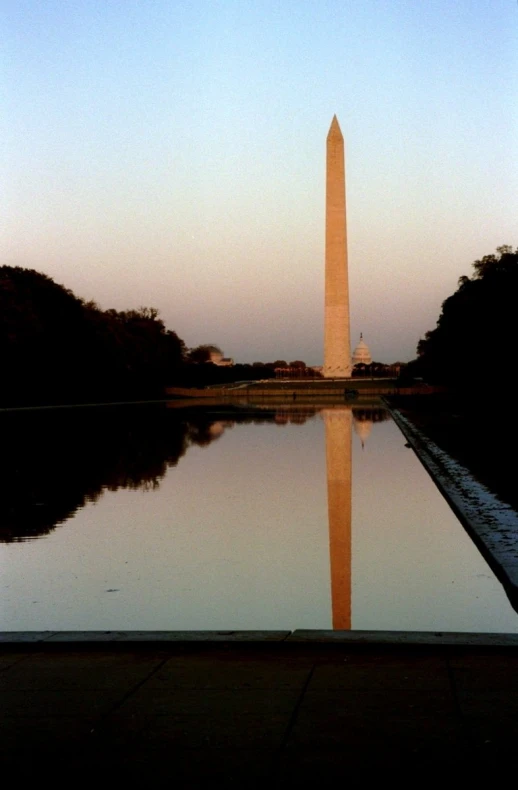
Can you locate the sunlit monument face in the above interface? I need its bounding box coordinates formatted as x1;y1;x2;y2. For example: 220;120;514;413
323;115;352;378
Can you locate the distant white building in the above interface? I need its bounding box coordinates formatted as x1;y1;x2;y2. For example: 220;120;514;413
352;334;372;366
209;350;234;366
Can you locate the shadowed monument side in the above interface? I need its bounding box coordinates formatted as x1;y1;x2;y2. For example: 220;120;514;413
324;115;352;378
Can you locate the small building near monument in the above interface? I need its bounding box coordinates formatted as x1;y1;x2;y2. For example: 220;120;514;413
209;350;234;366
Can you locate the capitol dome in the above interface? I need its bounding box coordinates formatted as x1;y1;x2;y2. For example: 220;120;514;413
352;334;372;366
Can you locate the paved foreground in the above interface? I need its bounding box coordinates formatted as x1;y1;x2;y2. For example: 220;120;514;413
2;635;518;782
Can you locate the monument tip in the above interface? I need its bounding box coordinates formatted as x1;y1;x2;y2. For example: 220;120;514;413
328;114;343;139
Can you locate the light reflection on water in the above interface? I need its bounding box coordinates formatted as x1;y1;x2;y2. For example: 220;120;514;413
1;402;517;633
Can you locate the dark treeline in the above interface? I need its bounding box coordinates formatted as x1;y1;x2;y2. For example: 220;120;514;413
409;245;518;388
0;267;187;405
180;360;275;388
1;404;381;542
352;362;400;377
393;245;518;512
0;267;277;406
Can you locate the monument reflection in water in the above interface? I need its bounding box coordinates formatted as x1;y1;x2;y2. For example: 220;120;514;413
287;404;384;631
1;402;517;632
324;407;352;630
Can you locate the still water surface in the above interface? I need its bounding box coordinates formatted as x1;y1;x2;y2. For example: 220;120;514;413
1;402;517;632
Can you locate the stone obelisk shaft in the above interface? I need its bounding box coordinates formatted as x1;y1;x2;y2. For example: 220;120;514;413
324;116;351;378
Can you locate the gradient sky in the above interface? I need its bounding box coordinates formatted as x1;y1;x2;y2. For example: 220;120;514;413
3;1;517;363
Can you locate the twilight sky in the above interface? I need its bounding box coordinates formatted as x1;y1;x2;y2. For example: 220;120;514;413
3;0;517;363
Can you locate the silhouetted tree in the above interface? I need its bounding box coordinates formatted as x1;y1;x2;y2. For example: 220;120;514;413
0;267;186;406
353;363;368;377
187;344;222;363
414;246;518;387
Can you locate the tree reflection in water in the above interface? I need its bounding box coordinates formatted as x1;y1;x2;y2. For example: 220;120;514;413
0;403;388;543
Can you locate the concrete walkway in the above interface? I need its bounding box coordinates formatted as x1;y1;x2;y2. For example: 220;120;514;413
2;632;518;782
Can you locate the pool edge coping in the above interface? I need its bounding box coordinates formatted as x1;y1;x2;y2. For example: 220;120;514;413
1;630;518;647
387;403;518;614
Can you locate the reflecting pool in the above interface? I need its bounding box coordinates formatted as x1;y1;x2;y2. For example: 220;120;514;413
1;402;517;632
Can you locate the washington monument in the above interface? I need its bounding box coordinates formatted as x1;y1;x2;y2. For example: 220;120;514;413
323;116;352;378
